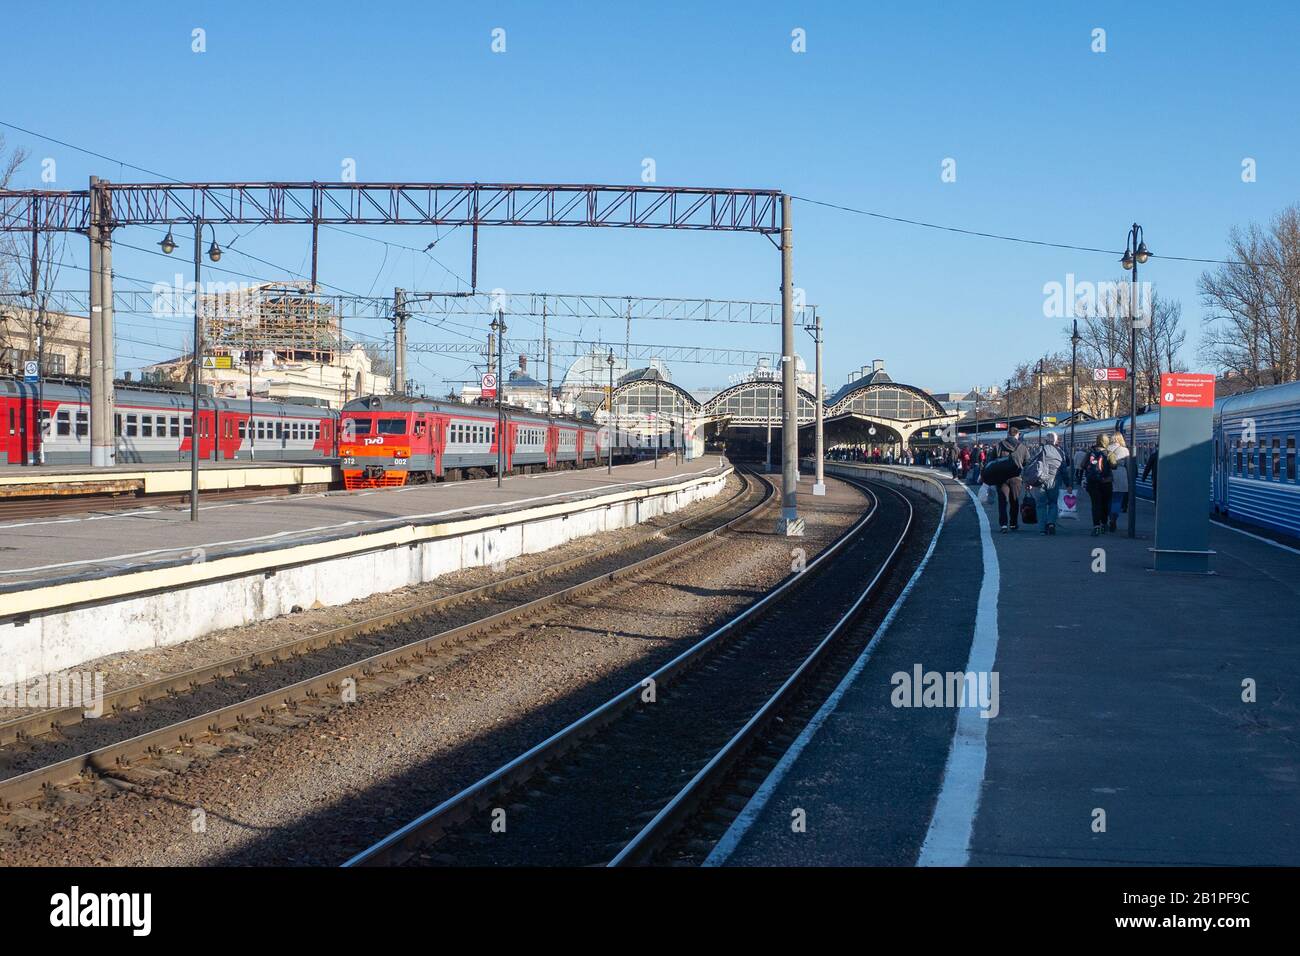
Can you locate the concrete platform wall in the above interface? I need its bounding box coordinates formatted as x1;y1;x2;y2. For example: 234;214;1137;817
4;472;728;675
824;463;947;505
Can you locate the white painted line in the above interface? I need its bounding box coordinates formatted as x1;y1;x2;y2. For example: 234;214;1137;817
1209;519;1300;556
915;483;1001;866
703;471;950;867
0;467;718;576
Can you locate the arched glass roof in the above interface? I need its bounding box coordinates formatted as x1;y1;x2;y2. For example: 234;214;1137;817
826;381;946;422
701;380;817;424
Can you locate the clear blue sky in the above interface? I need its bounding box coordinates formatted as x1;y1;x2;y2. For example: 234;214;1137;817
3;0;1297;395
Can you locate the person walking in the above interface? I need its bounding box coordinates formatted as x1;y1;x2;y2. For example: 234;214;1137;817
1107;432;1131;533
1084;435;1114;536
1024;432;1068;535
994;427;1030;532
1142;447;1159;502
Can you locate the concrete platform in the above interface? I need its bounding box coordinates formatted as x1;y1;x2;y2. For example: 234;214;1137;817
0;458;336;500
0;457;730;673
710;465;1300;867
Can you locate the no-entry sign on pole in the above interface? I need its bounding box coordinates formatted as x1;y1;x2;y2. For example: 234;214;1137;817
481;372;497;399
1093;367;1127;382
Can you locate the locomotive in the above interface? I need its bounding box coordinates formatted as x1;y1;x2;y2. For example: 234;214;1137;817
339;395;601;489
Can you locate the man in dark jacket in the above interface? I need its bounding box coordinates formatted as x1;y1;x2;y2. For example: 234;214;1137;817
1142;448;1159;502
995;427;1030;532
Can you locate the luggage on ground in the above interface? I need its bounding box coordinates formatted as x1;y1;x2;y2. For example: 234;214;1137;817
1020;495;1038;524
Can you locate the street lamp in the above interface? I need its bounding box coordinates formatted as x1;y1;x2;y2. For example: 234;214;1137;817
1120;222;1150;539
1036;358;1045;444
606;349;615;475
1070;317;1082;465
490;311;506;487
161;221;224;521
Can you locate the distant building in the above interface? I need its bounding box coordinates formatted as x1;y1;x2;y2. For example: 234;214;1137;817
0;303;90;378
139;282;389;407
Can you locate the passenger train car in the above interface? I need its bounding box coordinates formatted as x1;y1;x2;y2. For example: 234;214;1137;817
339;395;601;489
1;377;335;466
964;378;1300;539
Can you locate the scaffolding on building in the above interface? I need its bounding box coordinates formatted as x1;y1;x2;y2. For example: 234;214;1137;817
199;282;342;363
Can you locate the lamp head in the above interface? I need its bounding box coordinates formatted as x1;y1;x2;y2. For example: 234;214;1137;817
159;231;177;255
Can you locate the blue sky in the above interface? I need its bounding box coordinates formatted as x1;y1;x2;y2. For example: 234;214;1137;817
3;0;1297;395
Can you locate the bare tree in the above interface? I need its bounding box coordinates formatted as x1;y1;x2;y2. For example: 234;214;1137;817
0;134;31;294
1199;205;1300;387
1136;289;1187;406
1071;281;1131;418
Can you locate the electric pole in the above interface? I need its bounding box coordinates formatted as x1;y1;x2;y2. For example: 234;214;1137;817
393;288;407;396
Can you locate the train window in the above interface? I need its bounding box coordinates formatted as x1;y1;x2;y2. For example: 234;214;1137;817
238;421;247;439
7;408;13;436
376;418;405;435
170;417;180;438
56;410;71;436
225;419;234;439
1288;438;1297;481
142;415;154;438
125;414;138;437
39;410;51;437
350;418;373;435
183;416;192;438
1259;445;1268;478
76;411;88;438
115;414;122;437
1273;439;1281;479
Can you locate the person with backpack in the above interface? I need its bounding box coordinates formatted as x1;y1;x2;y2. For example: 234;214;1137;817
1022;432;1068;535
990;427;1030;532
1084;435;1114;535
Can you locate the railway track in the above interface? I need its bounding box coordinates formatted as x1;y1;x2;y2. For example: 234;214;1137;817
0;467;771;823
344;474;924;867
0;484;296;521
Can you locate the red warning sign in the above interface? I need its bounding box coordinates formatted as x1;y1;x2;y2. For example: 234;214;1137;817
1159;373;1215;408
1092;367;1127;382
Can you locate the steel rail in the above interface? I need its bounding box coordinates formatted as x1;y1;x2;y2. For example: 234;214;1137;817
343;475;886;867
609;480;915;865
0;468;754;747
0;470;772;809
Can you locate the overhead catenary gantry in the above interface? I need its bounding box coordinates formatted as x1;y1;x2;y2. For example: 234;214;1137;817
0;180;803;534
407;338;781;367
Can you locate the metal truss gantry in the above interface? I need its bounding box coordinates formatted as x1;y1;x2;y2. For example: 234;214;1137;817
0;180;802;533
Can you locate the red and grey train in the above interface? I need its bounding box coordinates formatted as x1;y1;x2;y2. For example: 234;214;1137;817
2;378;605;488
1;377;333;466
338;395;601;489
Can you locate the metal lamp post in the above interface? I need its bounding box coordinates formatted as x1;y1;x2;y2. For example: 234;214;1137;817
1070;318;1081;468
606;349;615;475
1120;223;1150;539
1037;358;1045;442
653;378;660;469
490;311;506;487
160;223;221;521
